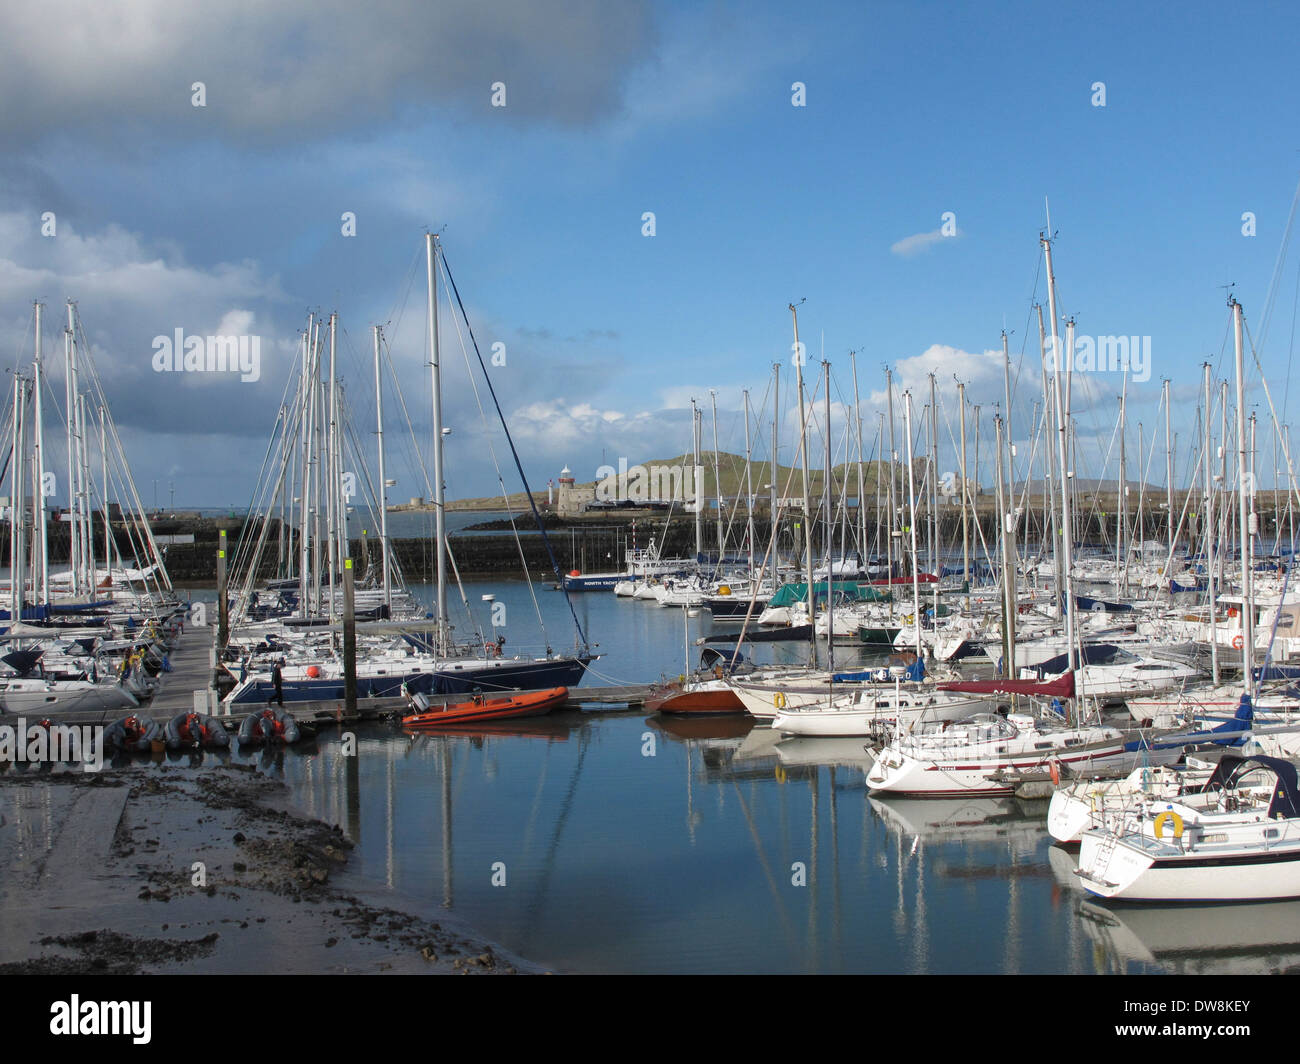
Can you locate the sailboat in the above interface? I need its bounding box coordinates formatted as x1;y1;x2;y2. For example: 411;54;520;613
222;234;595;706
1072;297;1300;902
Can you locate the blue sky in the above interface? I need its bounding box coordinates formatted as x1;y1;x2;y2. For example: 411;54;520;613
2;0;1298;511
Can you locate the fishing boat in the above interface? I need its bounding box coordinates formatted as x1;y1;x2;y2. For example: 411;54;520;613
401;686;568;727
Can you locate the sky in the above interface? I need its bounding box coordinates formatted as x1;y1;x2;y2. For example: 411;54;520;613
2;0;1299;513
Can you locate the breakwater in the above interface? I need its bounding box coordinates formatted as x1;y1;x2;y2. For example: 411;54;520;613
5;493;1288;584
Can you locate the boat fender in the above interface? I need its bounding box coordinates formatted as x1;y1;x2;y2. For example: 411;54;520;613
1153;810;1184;839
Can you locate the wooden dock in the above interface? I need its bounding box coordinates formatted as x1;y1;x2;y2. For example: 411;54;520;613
146;626;219;718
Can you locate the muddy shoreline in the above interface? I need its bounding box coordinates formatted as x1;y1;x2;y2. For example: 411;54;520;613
0;764;544;975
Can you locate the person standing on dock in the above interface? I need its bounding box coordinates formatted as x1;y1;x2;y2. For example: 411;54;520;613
271;660;284;708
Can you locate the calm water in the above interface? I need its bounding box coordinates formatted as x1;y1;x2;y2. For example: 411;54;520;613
216;579;1300;975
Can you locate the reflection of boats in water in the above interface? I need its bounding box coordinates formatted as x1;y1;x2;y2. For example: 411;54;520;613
1077;897;1300;974
402;714;576;743
730;723;785;764
774;736;876;769
648;714;754;743
869;795;1048;847
1048;843;1089;893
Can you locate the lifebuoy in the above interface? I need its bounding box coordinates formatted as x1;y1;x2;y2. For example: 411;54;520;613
1153;810;1185;839
485;643;498;657
773;692;788;710
1232;634;1244;650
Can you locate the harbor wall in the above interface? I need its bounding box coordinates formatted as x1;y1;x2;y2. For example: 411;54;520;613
2;494;1287;583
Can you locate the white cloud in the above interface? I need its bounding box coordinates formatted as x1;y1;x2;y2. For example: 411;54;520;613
890;230;947;258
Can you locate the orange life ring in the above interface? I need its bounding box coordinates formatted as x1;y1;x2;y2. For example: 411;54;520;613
485;642;498;657
1232;634;1244;650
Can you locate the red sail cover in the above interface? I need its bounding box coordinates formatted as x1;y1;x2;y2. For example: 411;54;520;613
938;671;1075;698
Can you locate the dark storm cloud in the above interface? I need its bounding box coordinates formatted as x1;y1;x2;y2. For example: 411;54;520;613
0;0;658;146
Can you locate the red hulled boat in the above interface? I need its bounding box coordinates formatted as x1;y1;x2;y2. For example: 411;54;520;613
402;686;569;728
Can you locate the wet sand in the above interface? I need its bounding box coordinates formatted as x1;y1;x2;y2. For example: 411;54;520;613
0;763;542;975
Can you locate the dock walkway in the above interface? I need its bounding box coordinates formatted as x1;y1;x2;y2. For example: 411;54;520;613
145;626;217;718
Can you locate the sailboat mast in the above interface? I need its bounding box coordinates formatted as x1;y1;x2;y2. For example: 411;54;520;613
99;406;109;590
691;399;703;562
63;303;81;599
1037;303;1063;617
297;318;313;614
1043;235;1076;677
928;373;938;581
78;392;93;593
710;389;724;572
326;312;340;620
1203;362;1219;685
32;326;48;605
1164;378;1174;558
886;368;897;616
743;388;754;576
850;352;867;568
903;391;922;658
427;233;448;651
1231;297;1253;699
1118;377;1127;594
959;379;969;595
995;414;1017;675
823;360;834;656
10;375;26;620
374;324;391;613
311;321;324;615
790;303;816;665
769;364;780;591
1002;328;1014;497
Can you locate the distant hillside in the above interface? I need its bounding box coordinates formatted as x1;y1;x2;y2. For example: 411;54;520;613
556;451;900;501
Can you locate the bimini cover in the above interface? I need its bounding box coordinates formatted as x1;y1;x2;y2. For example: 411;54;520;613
1034;644;1125;676
1203;753;1300;820
1;649;44;677
699;646;747;672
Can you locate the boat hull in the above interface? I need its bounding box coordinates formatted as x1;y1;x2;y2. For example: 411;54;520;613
403;687;568;727
226;655;592;705
646;682;745;715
